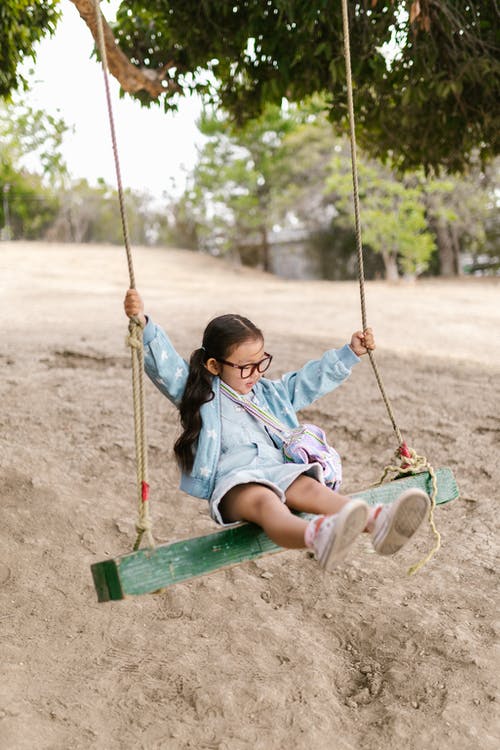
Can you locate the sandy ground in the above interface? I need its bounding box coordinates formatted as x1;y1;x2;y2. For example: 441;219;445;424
0;242;499;750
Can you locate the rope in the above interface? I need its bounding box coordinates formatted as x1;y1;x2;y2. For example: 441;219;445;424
340;0;403;447
93;0;154;550
340;0;440;572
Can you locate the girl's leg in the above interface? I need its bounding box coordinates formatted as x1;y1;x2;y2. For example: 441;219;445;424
285;474;358;516
219;481;370;570
286;475;430;557
219;483;309;548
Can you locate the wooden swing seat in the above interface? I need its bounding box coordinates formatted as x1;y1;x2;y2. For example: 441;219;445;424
91;467;458;602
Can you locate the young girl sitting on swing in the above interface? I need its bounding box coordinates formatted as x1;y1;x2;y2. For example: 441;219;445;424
124;290;429;571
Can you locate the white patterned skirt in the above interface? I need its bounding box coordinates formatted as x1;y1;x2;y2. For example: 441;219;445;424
209;441;325;526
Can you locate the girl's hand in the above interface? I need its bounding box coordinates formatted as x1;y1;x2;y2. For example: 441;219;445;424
350;327;375;357
124;289;146;327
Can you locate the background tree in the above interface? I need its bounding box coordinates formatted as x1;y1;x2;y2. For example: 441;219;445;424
187;103;437;280
326;144;436;280
270;103;338;228
417;163;499;276
185;105;306;269
0;100;169;244
257;106;383;280
0;168;59;240
49;179;170;245
170;100;498;280
162;191;200;251
0;102;69;186
270;107;498;279
0;101;69;238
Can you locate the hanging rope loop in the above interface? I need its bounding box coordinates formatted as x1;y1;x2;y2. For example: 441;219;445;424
94;0;154;550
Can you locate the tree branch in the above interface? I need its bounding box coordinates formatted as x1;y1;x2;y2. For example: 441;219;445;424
69;0;178;98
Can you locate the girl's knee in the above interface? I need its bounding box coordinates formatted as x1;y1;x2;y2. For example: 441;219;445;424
288;474;322;501
250;487;282;516
221;483;283;524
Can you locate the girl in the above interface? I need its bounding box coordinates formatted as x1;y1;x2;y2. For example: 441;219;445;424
124;290;429;571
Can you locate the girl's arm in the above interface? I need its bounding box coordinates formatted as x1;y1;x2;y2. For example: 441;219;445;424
124;289;188;406
274;329;375;412
277;344;360;412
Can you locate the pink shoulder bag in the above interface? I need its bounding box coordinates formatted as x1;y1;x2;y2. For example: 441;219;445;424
220;382;342;491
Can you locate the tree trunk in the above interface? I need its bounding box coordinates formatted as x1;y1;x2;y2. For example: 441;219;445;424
260;226;271;272
435;217;456;277
450;222;463;276
381;250;399;281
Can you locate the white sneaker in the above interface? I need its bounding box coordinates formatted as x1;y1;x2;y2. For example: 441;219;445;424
371;489;430;556
311;500;369;571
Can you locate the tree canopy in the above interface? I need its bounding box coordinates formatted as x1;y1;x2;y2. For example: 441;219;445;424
94;0;498;173
1;2;498;174
0;1;60;98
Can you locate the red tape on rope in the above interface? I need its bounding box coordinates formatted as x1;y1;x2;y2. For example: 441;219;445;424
141;481;150;502
398;442;412;469
399;442;411;459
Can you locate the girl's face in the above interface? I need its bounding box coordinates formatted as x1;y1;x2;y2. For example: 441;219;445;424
217;337;269;395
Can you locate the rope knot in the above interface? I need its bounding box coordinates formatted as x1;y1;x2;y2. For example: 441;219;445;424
134;501;155;550
126;333;142;350
396;443;428;474
126;319;144;351
135;516;153;534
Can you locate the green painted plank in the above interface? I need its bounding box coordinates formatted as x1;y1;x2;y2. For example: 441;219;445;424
351;466;458;507
91;467;458;602
91;558;124;603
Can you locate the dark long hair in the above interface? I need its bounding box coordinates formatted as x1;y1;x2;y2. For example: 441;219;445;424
174;314;263;473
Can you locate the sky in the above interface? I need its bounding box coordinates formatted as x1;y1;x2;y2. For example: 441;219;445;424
23;1;204;198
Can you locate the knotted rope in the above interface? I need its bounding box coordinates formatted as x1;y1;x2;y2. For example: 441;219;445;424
94;0;154;550
340;0;440;572
372;444;441;575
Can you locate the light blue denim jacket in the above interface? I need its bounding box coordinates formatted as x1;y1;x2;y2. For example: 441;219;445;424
143;319;360;500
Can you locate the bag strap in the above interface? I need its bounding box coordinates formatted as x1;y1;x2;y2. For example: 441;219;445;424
220;381;286;435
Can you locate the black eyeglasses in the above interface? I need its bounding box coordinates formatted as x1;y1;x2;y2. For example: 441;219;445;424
216;353;273;379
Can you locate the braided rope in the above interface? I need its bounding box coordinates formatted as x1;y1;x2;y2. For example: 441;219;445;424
340;0;403;446
127;323;155;550
94;0;154;549
340;0;439;572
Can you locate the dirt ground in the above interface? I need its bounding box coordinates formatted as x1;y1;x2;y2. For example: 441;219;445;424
1;242;498;750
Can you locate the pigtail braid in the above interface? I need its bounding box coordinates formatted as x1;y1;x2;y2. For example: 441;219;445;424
174;348;214;473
